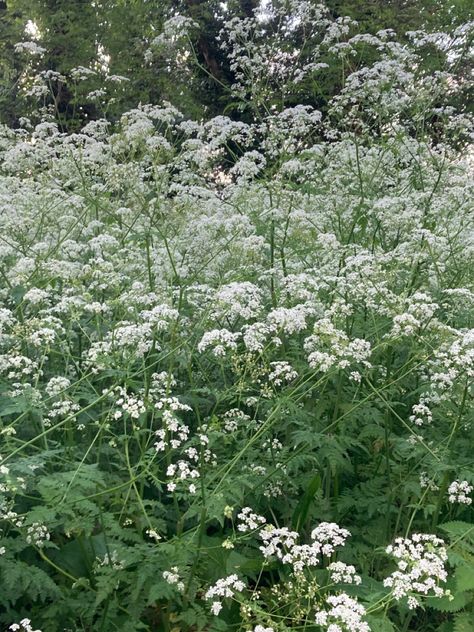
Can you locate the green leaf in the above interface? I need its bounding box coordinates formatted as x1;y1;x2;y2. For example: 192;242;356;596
455;563;474;593
426;590;471;613
292;473;321;530
366;615;396;632
453;612;474;632
439;521;474;541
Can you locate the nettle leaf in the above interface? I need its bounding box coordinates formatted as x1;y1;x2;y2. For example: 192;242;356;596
439;521;474;541
427;590;472;613
455;563;474;593
453;612;474;632
225;550;261;576
366;615;396;632
439;521;474;561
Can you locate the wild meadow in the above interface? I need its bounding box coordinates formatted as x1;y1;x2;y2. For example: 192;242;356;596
0;3;473;631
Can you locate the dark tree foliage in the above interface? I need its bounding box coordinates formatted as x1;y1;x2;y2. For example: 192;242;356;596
0;0;472;129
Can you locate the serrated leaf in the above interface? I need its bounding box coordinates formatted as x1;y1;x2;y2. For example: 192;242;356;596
427;590;471;612
439;521;474;541
455;563;474;592
366;615;396;632
453;612;474;632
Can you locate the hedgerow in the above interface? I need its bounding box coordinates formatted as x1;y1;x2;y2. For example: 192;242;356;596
1;4;473;632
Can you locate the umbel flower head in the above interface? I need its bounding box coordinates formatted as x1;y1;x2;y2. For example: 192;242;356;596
383;533;449;608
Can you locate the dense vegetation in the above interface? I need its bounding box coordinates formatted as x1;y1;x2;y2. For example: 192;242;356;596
0;2;473;631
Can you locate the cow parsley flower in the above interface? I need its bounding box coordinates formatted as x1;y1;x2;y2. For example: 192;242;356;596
448;480;472;505
328;561;362;585
315;593;369;632
26;523;50;548
163;567;185;592
198;329;241;356
311;522;351;556
383;533;449;607
205;574;246;615
237;507;266;532
9;620;42;632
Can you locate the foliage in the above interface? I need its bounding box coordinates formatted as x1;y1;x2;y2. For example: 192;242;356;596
0;2;474;632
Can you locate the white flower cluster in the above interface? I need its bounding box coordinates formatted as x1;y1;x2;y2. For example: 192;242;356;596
315;593;369;632
163;567;185;592
213;282;263;321
448;480;472;505
304;319;371;373
47;399;80;424
268;361;298;386
26;523;50;548
198;329;241;356
154;397;191;451
112;386;146;420
237;507;266;532
166;460;200;494
0;464;26;494
9;620;42;632
0;354;38;380
242;322;277;352
390;293;438;338
45;376;71;397
140;304;179;330
409;400;432;426
419;472;439;491
14;41;46;55
258;522;351;574
328;561;362;585
205;574;246;615
222;408;251;433
95;550;125;571
429;330;474;396
267;305;310;335
0;507;25;528
383;533;448;608
311;522;351;556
